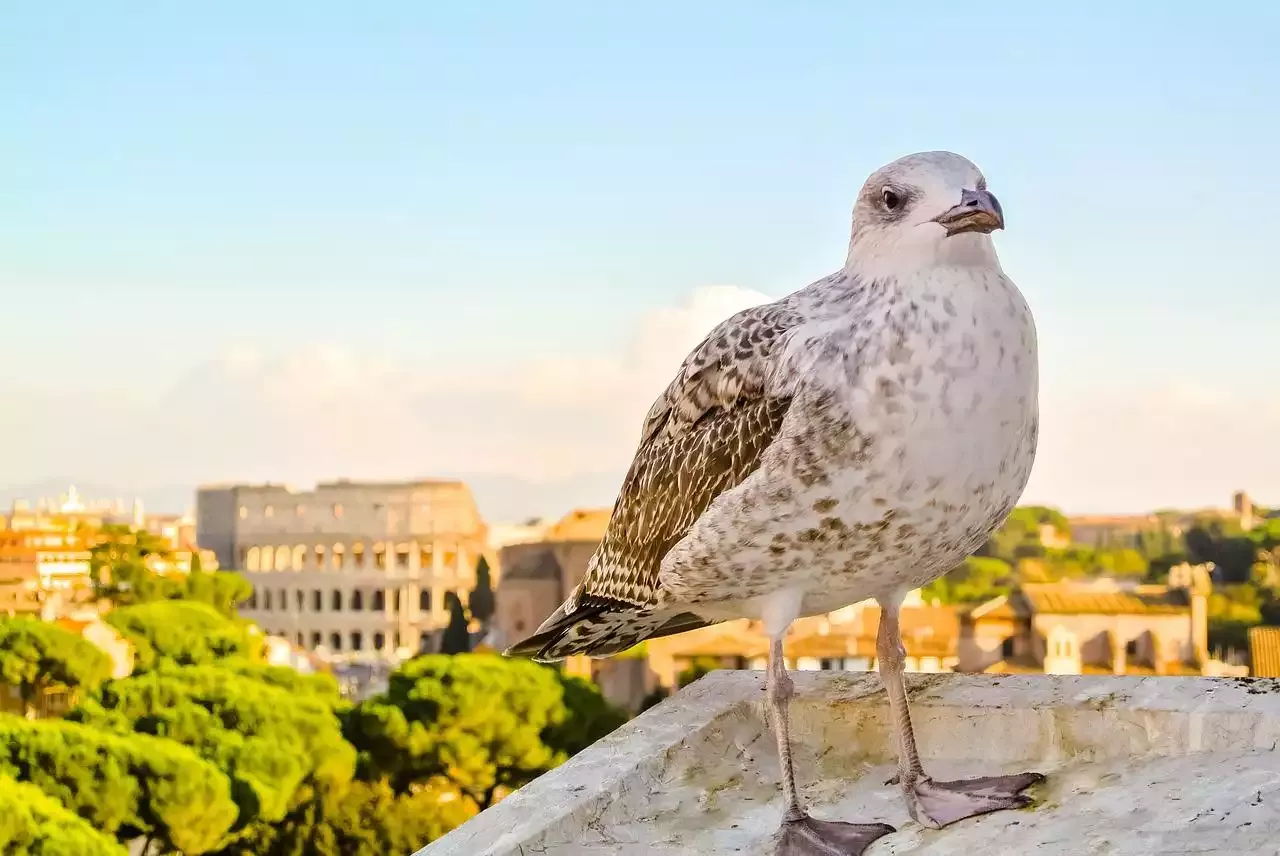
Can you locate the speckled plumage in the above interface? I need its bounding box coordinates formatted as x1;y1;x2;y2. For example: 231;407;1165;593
507;151;1038;664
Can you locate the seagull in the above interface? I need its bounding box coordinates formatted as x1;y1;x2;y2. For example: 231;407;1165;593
507;151;1042;855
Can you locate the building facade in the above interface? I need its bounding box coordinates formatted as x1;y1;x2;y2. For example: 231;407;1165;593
959;569;1216;676
493;507;611;649
0;528;92;591
196;479;489;658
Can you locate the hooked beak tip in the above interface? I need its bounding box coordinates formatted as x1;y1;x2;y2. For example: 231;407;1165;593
935;188;1004;236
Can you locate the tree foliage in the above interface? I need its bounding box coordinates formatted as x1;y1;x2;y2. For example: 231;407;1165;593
182;569;254;617
104;600;258;671
0;617;112;715
1186;522;1258;583
70;665;355;835
921;556;1015;605
248;778;475;856
439;592;472;655
89;524;178;606
0;773;127;856
541;673;628;758
344;654;620;809
0;713;236;854
921;505;1166;604
221;660;343;700
0;644;629;854
468;556;496;627
90;524;252;615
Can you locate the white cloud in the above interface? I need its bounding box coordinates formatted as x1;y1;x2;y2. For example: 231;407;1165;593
0;285;770;494
1;284;1274;518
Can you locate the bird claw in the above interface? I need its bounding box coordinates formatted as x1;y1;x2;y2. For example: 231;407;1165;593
775;814;895;855
903;772;1044;829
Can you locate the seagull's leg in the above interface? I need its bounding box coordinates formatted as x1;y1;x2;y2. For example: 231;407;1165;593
768;634;894;856
876;595;1043;829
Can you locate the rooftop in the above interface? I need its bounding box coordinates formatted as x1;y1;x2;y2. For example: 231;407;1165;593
544;507;612;543
420;671;1280;855
1016;582;1190;616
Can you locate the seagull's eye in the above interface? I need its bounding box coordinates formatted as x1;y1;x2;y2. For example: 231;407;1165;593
881;188;902;211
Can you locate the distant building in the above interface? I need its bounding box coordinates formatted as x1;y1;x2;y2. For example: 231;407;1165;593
1067;490;1268;549
1066;514;1162;549
141;511;199;553
493;507;611;650
198;479;490;659
960;570;1216;676
0;528;93;596
1248;627;1280;678
644;597;961;688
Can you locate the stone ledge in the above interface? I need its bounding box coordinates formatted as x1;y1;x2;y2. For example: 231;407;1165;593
418;672;1280;855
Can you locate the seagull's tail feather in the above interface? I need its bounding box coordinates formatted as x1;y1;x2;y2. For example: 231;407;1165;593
505;599;709;663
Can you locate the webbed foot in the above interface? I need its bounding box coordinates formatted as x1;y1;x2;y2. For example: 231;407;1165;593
775;812;895;855
904;772;1044;829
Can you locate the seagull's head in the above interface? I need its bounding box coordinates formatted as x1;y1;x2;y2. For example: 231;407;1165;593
847;151;1003;277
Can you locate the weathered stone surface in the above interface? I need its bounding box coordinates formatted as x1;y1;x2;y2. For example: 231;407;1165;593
418;672;1280;855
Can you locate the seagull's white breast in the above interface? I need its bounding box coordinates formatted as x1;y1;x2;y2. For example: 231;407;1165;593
812;264;1039;597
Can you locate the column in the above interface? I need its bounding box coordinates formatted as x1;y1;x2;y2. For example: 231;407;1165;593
432;540;445;626
399;584;412;651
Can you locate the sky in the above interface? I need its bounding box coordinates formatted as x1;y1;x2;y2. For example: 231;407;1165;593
2;2;1278;520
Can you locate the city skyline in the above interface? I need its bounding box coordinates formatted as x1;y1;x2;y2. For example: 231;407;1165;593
4;4;1278;515
0;474;1268;526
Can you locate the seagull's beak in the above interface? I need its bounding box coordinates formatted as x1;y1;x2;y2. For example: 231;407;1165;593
933;188;1004;236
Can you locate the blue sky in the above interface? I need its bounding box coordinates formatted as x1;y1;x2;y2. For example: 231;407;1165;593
2;3;1277;517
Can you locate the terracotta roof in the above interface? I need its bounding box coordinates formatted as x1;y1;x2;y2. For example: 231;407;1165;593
859;605;960;651
647;623;769;659
1016;584;1189;616
785;606;960;660
785;633;870;660
544;508;612;543
1250;627;1280;677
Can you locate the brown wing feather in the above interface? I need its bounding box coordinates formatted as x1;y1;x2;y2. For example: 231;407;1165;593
582;394;792;607
505;302;805;661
